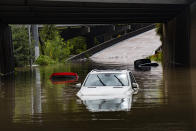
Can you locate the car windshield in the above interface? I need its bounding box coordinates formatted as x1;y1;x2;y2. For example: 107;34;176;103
84;73;129;86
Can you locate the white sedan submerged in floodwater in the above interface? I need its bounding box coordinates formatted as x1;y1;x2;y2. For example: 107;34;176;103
77;69;139;96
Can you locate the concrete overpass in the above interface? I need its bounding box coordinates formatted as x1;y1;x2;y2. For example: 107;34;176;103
0;0;196;74
0;0;193;24
60;24;148;48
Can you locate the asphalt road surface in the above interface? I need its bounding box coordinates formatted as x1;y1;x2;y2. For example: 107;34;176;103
90;29;161;64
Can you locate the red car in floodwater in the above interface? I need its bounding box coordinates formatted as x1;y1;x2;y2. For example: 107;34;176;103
50;72;79;84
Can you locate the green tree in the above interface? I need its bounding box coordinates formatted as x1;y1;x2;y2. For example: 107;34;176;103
44;35;70;62
66;36;87;55
38;25;70;63
39;25;59;55
40;25;58;42
11;25;34;67
37;25;87;65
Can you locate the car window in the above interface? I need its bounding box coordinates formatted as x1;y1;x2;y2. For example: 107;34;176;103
84;73;129;86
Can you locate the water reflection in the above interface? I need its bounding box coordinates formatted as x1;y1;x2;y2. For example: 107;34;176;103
0;76;15;126
1;61;195;131
33;68;41;113
13;68;43;123
78;95;132;112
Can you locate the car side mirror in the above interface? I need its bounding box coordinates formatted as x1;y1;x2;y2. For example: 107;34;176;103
132;83;139;89
75;83;82;88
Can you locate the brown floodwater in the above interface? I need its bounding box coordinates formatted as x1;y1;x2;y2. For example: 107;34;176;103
0;61;195;131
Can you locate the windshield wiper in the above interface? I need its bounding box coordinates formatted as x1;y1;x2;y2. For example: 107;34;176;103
97;75;106;86
114;75;124;86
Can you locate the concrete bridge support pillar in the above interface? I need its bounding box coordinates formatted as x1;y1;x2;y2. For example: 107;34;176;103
162;6;190;68
32;25;40;60
189;3;196;130
163;1;196;68
0;24;14;75
190;2;196;67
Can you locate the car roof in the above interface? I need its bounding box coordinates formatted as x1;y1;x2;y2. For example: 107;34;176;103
89;69;130;74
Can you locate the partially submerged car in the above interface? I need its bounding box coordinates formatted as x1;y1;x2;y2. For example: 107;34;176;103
77;69;139;96
50;72;78;84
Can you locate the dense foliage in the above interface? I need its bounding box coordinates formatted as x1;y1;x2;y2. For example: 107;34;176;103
35;55;56;65
11;24;88;66
38;25;87;64
11;25;34;67
40;25;58;42
66;36;86;55
44;35;70;62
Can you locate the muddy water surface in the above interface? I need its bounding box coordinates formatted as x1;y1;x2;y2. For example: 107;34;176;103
0;61;195;131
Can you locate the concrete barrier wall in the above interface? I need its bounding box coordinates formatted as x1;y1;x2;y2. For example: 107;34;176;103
67;24;155;61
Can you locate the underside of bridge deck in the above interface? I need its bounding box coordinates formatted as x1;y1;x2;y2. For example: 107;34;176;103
0;1;191;24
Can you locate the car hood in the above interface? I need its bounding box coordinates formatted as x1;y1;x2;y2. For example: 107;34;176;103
77;86;133;96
